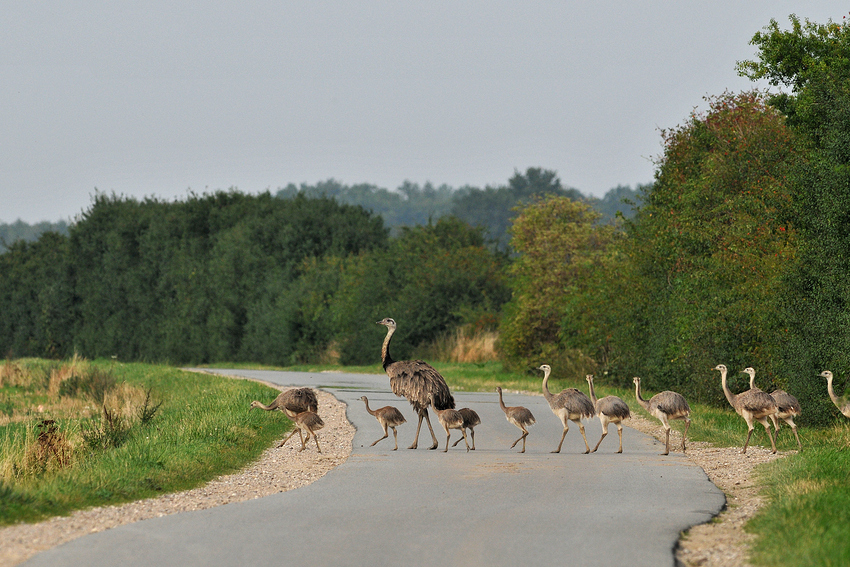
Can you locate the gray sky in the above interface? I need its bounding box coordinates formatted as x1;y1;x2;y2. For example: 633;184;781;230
2;2;847;223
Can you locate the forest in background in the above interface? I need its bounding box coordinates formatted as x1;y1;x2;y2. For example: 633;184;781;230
0;177;638;253
3;16;850;426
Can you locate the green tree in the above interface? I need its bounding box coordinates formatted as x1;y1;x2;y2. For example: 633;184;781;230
613;92;797;402
451;168;584;249
739;15;850;423
330;217;510;365
499;195;616;373
0;232;73;357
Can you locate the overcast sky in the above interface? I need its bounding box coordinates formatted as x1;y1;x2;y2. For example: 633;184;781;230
2;2;847;223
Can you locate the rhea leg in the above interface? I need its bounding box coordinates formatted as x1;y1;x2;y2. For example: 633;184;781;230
452;430;465;447
682;417;691;452
592;419;609;453
576;420;591;454
512;429;529;453
553;422;569;453
616;423;624;453
423;409;440;450
760;417;777;454
371;423;390;447
409;409;426;449
787;419;802;451
742;427;754;454
277;428;300;448
391;426;399;450
459;428;470;452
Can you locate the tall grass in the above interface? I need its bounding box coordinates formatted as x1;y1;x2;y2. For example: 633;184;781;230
0;360;290;526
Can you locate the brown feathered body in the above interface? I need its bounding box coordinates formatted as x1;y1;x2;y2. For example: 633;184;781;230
539;364;595;454
250;387;318;418
633;376;691;455
428;393;469;452
377;317;455;450
278;411;325;453
586;375;630;453
451;407;481;450
497;386;536;453
716;365;776;454
360;395;407;450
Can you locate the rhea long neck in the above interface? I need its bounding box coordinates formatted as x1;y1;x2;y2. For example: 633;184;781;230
586;378;598;406
826;374;840;406
633;380;650;412
720;368;737;408
381;325;396;370
497;389;507;411
541;369;554;402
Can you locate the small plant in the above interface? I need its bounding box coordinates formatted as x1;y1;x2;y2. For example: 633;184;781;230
82;406;130;450
138;387;163;426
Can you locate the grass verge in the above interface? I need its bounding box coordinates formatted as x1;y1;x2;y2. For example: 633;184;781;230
0;359;290;526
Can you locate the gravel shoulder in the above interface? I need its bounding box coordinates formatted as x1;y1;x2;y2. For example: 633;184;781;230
1;387;786;567
624;413;788;567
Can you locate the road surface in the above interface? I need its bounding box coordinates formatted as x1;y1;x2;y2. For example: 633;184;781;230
24;369;725;567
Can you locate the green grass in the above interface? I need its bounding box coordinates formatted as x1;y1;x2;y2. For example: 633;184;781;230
745;423;850;567
0;360;291;526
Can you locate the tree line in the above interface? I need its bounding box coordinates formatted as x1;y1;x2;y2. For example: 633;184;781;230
3;16;848;426
500;16;850;425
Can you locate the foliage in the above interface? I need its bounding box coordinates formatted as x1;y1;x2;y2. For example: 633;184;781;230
610;92;798;403
740;15;850;424
0;233;73;358
451;167;586;249
0;191;388;364
277;179;457;230
0;219;70;253
276;175;640;245
499;195;617;373
329;217;511;364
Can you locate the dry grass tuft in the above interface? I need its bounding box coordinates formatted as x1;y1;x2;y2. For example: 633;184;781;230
0;359;26;388
420;326;500;363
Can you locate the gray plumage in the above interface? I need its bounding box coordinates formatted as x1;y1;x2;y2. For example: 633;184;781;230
715;365;776;454
496;386;536;453
377;317;455;450
360;396;407;450
539;364;595;454
769;390;802;451
586;374;631;454
277;411;325;453
743;367;802;451
633;376;691;456
428;393;469;452
250;387;318;418
820;371;850;419
451;408;481;450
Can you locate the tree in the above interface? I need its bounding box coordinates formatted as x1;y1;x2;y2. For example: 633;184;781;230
450;167;584;249
739;15;850;423
329;217;510;365
612;92;798;402
0;232;72;357
499;195;616;373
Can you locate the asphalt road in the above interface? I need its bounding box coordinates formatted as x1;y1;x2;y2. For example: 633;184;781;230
24;369;725;567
